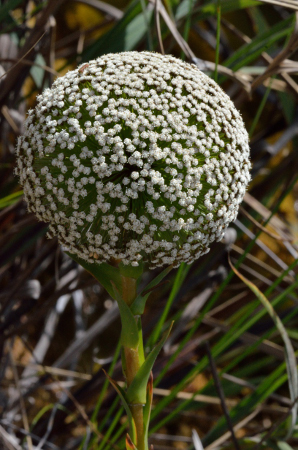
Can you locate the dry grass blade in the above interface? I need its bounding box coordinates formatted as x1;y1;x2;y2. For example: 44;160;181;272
197;56;250;90
205;406;262;450
0;424;22;450
244;193;294;241
20;294;73;388
0;32;46;82
229;255;298;437
164;286;214;351
53;301;119;369
222;373;291;407
54;19;114;57
1;238;56;314
222;18;298;96
0;421;59;450
0;0;65;106
19;363;92;380
278;59;298;72
58;384;105;444
155;0;165;55
192;429;204;450
9;345;33;450
148;0;251;90
240;207;294;242
205;341;241;450
117;381;237;406
253;395;298;449
17;337;113;449
73;0;124;20
231;244;293;284
256;0;298;10
0;57;59;76
235;219;294;275
251;13;298;91
203;315;286;360
148;0;193;58
47;16;57;86
243;191;298;262
1;105;20;133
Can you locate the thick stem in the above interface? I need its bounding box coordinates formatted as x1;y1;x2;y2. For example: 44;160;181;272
121;276;146;450
130;404;145;450
121;275;137;306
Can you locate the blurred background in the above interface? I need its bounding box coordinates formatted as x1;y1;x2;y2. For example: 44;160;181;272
0;0;298;449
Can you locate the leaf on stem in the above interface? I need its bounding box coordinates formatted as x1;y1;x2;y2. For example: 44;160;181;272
131;265;173;315
111;281;139;349
103;370;137;443
65;251;122;300
143;372;154;446
126;434;137;450
229;255;298;437
127;322;173;404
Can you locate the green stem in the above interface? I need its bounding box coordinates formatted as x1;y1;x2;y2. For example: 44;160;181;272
122;275;146;450
121;275;137;306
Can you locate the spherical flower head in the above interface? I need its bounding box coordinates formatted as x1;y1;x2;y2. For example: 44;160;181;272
15;51;251;269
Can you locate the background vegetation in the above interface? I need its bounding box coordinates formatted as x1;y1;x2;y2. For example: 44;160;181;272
0;0;298;448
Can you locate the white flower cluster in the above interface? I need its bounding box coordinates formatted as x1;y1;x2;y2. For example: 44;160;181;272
16;51;251;268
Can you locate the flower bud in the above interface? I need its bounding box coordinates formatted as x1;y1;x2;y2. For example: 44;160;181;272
15;51;251;268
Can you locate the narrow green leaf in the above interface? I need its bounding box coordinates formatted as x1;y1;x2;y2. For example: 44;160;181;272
223;16;293;71
131;265;173;315
248;5;269;33
151;177;298;406
203;363;288;445
249;77;273;137
91;340;121;424
274;442;295;450
111;282;140;350
103;370;137;443
229;257;298;436
143;372;154;450
97;405;123;450
150;273;298;432
149;263;190;346
127;323;173;404
65;252;122;300
176;0;261;21
0;190;23;209
31;404;66;429
137;316;145;366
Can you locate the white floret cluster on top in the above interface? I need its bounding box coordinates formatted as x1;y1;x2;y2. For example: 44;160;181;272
16;51;251;268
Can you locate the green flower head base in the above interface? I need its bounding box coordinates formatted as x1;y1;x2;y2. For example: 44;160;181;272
16;51;251;269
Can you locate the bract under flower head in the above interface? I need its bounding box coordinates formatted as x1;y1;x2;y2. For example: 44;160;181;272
15;51;251;268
